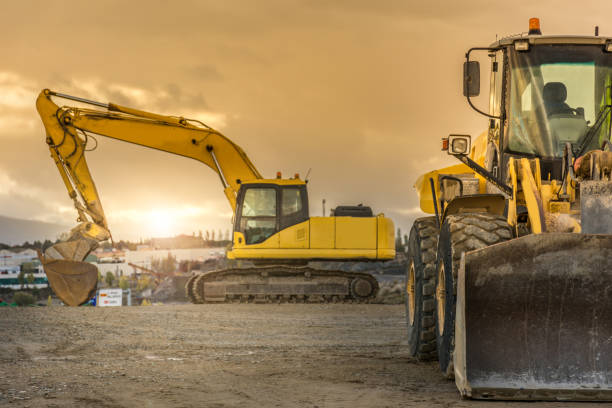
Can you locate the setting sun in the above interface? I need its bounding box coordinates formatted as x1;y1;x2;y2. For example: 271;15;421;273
148;209;176;237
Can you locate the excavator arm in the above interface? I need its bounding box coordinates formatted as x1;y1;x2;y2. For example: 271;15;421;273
36;89;262;305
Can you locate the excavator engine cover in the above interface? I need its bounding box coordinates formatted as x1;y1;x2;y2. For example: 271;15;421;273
455;233;612;401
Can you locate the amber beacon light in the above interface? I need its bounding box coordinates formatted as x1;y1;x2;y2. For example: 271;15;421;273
528;18;542;35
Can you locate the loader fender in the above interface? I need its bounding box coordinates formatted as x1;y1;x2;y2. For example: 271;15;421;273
442;194;506;223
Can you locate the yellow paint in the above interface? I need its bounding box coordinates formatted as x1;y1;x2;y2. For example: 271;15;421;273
38;89;396;264
415;132;498;214
37;90;261;216
335;217;377;249
279;221;309;248
309;217;335;249
507;158;518;229
549;201;570;214
241;179;305;186
415;164;474;214
229;248;378;259
519;158;546;234
376;216;395;256
229;215;395;260
470;131;489;167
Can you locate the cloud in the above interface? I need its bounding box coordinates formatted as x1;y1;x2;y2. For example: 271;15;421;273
103;203;233;239
188;64;224;81
393;207;424;216
0;116;37;134
0;72;37;109
0;169;71;225
44;78;228;128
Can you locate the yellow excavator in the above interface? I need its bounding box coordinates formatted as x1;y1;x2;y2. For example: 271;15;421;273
36;89;395;306
406;19;612;400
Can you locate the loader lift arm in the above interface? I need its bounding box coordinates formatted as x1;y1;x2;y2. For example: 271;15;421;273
36;89;262;305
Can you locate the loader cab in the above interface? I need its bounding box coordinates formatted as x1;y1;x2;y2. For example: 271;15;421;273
464;28;612;182
233;180;309;245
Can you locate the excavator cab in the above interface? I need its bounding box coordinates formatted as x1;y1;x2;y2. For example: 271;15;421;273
234;181;308;245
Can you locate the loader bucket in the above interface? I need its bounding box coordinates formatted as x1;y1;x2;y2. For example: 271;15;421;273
455;233;612;401
40;257;99;306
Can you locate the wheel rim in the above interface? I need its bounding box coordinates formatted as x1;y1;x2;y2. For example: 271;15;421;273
406;261;416;325
436;263;446;335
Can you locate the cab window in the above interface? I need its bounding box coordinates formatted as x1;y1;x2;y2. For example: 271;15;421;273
282;188;302;216
280;186;308;230
242;188;276;216
240;188;277;244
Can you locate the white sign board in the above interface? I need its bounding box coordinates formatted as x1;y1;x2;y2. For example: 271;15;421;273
98;289;122;307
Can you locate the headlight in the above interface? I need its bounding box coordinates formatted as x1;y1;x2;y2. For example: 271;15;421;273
452;139;468;154
514;40;530;51
448;135;471;155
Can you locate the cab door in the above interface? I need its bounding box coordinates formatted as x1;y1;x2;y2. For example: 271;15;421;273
234;185;279;248
279;186;309;248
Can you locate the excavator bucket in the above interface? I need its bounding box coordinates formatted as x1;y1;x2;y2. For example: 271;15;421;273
455;233;612;401
39;238;100;306
41;258;98;306
43;239;95;262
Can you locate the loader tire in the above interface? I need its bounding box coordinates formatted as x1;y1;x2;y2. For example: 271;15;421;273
434;213;513;378
405;217;439;360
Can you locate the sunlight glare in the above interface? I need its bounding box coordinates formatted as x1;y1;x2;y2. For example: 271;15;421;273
148;209;175;237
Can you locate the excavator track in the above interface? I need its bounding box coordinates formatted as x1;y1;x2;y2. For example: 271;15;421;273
185;265;379;304
185;274;201;304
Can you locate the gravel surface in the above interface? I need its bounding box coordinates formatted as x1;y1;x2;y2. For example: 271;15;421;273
1;304;610;407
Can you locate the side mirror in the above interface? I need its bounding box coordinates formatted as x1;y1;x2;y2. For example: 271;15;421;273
463;61;480;97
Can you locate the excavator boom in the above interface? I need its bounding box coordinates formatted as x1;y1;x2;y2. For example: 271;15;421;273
36;89;262;305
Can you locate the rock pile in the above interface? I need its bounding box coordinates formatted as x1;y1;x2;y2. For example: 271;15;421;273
375;280;405;304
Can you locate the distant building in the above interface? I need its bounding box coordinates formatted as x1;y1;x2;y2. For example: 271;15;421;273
90;247;223;277
0;248;38;267
0;263;48;289
151;234;205;250
94;249;125;263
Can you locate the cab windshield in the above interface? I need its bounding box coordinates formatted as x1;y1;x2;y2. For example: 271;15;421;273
507;44;612;158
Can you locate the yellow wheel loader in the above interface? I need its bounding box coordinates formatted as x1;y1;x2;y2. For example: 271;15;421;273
406;18;612;400
36;89;395;306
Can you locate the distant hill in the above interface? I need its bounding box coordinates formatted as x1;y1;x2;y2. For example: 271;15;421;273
0;215;68;245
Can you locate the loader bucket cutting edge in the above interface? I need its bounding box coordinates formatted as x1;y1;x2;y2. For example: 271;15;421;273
40;258;99;306
455;233;612;401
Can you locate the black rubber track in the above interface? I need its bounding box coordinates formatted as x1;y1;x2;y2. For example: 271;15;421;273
185;265;380;304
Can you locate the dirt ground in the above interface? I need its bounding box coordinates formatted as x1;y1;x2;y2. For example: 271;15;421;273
1;304;610;408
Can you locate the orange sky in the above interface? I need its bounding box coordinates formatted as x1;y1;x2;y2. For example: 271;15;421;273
1;0;611;240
